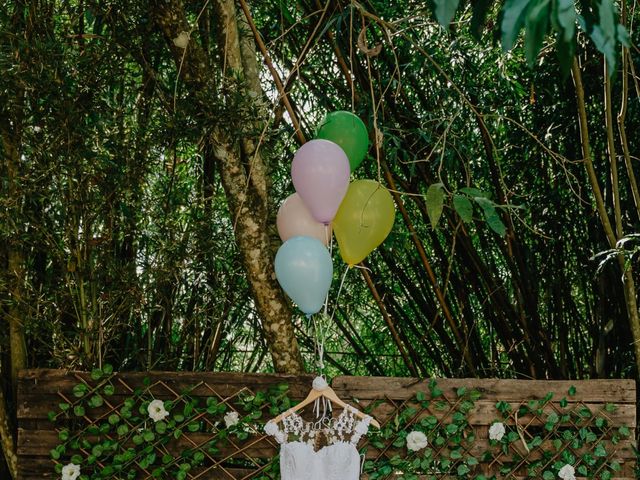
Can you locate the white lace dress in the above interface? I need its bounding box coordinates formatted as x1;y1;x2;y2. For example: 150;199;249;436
264;405;371;480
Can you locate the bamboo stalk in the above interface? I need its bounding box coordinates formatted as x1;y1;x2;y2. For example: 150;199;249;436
572;58;640;377
604;62;623;239
617;48;640;220
571;59;617;248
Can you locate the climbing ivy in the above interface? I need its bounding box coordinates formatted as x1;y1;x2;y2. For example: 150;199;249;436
50;373;633;480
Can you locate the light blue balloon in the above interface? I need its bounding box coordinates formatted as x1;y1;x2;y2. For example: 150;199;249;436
275;236;333;315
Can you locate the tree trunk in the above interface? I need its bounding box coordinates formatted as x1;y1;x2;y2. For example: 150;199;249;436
0;386;17;479
1;131;28;389
150;0;304;373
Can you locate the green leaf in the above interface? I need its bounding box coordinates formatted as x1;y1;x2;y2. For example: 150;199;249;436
459;187;490;198
617;23;630;47
457;463;470;476
475;197;506;236
103;364;113;375
453;194;473;222
73;383;88;398
91;444;104;457
501;0;534;50
103;384;115;396
553;0;576;42
91;368;103;381
74;405;85;417
193;451;205;463
568;385;576;396
433;0;460;30
426;183;445;229
524;0;550;67
579;1;622;73
153;421;166;436
542;471;554;480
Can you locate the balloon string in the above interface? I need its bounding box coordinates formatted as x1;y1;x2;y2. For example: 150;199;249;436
329;264;350;323
312;313;327;375
323;224;332;317
353;263;372;273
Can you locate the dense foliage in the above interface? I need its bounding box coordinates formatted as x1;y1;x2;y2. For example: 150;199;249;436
1;0;639;393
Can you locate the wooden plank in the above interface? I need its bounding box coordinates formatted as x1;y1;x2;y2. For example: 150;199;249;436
331;376;637;404
18;369;315;397
17;455;636;480
18;456;277;480
18;429;280;458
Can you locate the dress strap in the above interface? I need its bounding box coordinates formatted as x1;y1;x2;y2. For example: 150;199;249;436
350;415;372;445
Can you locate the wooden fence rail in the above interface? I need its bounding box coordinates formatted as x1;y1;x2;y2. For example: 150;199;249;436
17;370;637;479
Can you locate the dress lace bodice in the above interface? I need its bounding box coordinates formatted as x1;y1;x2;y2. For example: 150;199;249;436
265;405;371;480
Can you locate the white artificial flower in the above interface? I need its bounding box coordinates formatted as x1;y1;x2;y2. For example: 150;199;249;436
224;411;240;428
488;422;506;441
61;463;81;480
264;421;286;443
406;430;428;452
147;399;169;422
558;464;575;480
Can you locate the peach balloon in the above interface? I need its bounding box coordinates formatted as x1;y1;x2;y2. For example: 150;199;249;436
277;193;332;246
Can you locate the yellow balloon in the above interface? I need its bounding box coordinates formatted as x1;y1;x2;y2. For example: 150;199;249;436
333;180;395;266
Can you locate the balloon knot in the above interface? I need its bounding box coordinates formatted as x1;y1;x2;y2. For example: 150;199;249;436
312;376;329;391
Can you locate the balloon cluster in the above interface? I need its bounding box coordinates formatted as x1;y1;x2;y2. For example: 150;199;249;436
275;111;396;316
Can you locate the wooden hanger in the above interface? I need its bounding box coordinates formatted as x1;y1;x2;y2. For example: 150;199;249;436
270;379;380;428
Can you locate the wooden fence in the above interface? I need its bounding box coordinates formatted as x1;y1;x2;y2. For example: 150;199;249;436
17;369;637;479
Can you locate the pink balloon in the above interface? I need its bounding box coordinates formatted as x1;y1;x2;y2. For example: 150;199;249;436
291;139;350;224
277;193;332;246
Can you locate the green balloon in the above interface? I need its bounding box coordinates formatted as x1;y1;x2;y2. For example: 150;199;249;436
316;111;369;171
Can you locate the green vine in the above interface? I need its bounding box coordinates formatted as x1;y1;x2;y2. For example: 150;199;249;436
49;374;633;480
49;366;292;479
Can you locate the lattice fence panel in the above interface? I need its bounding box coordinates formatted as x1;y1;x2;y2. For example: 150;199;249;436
332;376;637;479
17;370;637;479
